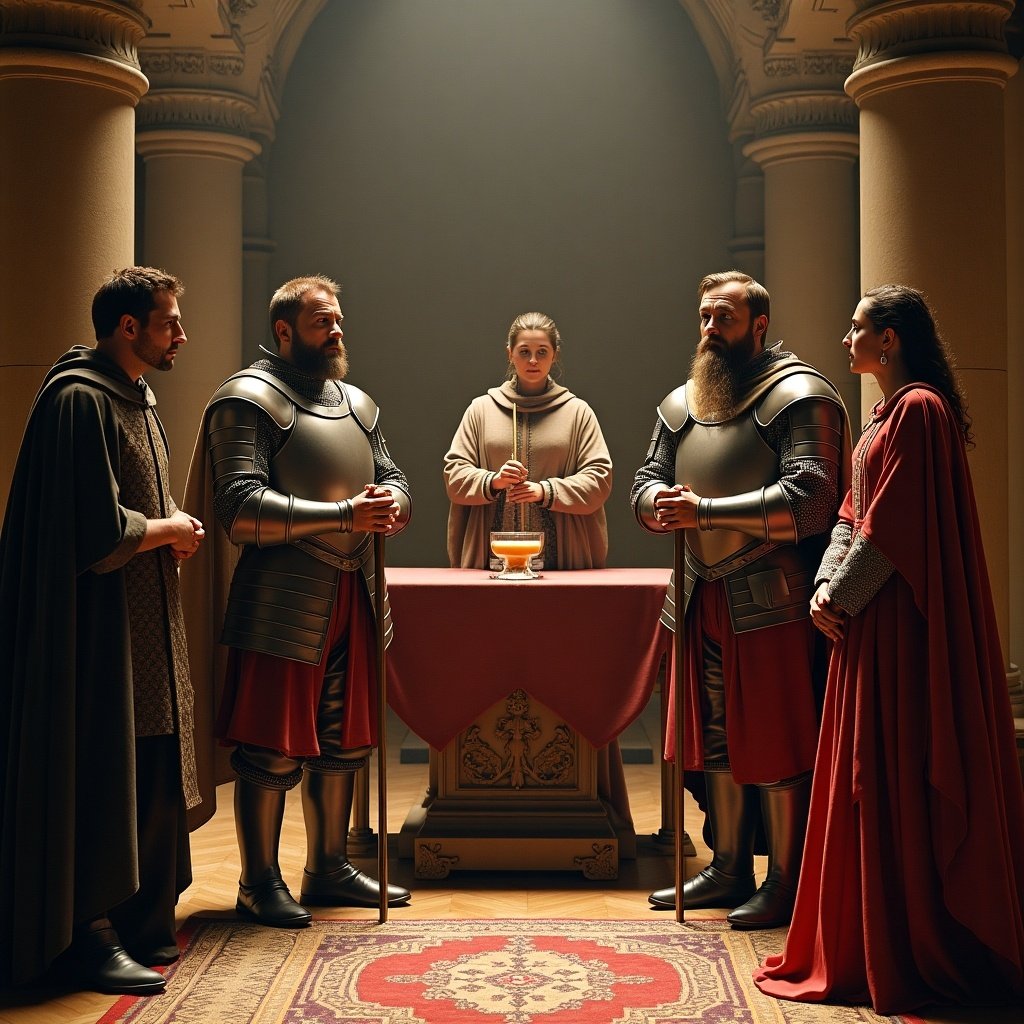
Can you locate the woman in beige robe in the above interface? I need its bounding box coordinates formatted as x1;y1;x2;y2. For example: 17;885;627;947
443;313;633;833
445;311;612;570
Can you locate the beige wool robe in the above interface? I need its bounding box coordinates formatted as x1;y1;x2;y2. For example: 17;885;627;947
445;381;612;570
443;381;633;836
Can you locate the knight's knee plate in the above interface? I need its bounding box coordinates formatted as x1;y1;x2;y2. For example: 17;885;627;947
305;748;371;775
232;745;303;790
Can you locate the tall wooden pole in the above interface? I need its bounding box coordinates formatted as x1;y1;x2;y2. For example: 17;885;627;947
673;531;686;924
374;533;389;923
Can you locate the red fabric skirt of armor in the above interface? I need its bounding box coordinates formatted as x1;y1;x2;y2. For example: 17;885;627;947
215;571;378;758
663;577;822;783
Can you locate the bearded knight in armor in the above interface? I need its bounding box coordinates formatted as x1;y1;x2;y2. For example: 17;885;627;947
631;271;849;929
184;275;412;927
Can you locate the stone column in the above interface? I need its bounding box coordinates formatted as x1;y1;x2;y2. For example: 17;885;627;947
727;140;765;284
0;0;148;515
243;151;276;366
846;0;1019;671
135;93;260;494
1005;22;1023;718
744;93;861;419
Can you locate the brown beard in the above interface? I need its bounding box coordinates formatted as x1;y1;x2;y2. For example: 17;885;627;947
689;347;736;421
689;329;757;421
290;338;349;380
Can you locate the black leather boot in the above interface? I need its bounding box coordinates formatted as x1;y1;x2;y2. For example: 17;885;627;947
727;773;811;929
650;769;758;910
299;769;411;907
69;918;166;996
234;778;312;927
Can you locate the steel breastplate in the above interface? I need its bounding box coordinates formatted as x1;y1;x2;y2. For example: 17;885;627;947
271;401;375;559
675;410;777;573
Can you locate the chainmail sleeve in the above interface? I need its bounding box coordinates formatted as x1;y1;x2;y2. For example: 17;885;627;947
761;412;840;543
630;418;677;531
212;409;282;533
630;419;677;500
816;519;853;584
370;426;410;494
827;533;895;616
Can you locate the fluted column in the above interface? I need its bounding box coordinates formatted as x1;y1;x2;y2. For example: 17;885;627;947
135;92;260;493
744;93;861;418
846;0;1018;671
0;0;148;515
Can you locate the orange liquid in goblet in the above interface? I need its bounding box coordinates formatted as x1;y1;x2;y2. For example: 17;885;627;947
490;537;543;571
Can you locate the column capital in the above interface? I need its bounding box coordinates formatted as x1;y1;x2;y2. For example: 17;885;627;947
136;89;262;162
743;92;859;167
0;0;148;101
846;0;1019;102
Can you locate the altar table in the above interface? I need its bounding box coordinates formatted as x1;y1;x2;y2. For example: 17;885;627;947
384;567;670;878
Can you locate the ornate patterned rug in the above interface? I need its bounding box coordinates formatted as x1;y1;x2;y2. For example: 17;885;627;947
97;917;919;1024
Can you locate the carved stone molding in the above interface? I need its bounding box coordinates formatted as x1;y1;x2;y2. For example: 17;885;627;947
0;45;147;101
0;0;148;68
572;843;618;881
846;47;1019;103
751;0;785;27
750;90;859;138
849;0;1016;70
415;843;460;880
229;0;258;18
745;130;860;167
141;49;245;79
765;52;857;78
137;88;258;137
135;127;261;164
457;689;577;790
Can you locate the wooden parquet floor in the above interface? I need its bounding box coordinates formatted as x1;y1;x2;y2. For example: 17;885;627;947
0;751;1015;1024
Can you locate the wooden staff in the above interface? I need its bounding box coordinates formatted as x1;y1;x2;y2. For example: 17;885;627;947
374;531;389;923
512;403;520;531
673;529;686;924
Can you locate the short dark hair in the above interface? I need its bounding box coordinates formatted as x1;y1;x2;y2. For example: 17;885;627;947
698;270;770;324
268;275;340;346
91;266;184;340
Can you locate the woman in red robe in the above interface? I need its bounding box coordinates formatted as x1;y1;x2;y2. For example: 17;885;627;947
753;285;1024;1015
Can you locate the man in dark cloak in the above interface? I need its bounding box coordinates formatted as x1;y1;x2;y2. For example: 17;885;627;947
0;267;207;996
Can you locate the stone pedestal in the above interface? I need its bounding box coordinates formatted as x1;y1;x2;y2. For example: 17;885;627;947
399;689;632;880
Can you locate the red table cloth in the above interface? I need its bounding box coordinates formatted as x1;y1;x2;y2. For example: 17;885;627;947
384;567;670;751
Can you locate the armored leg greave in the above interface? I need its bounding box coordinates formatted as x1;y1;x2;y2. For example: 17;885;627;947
650;769;759;909
232;746;311;928
727;772;812;929
299;761;411;908
299;648;410;907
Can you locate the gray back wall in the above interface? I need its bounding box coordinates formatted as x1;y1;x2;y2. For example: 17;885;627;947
268;0;733;567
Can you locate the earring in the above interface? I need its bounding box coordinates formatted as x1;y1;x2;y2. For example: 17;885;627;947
880;352;888;366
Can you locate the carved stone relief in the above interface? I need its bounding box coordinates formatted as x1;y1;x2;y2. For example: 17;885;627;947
458;689;578;790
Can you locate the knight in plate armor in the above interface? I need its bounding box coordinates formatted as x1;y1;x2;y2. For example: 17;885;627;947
631;270;849;929
185;275;412;926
